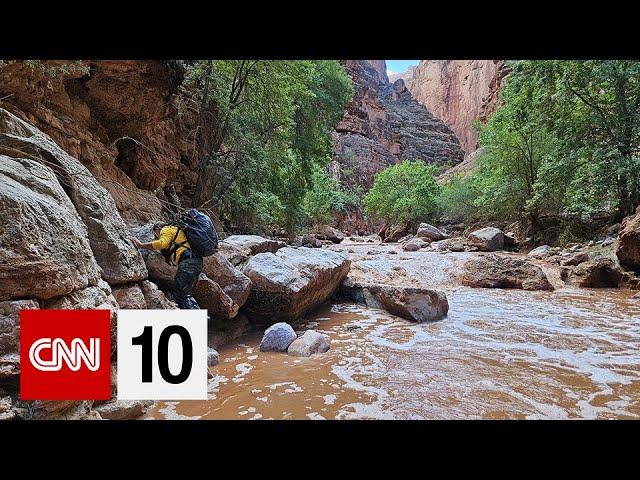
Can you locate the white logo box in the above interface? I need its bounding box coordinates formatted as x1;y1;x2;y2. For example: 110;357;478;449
117;309;208;400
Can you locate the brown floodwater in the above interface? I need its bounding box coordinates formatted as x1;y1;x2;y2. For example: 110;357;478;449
146;286;640;420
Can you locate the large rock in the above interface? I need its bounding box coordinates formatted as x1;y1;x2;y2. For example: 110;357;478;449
93;400;152;420
0;108;147;285
243;247;350;322
528;245;551;258
259;322;297;352
429;237;466;252
402;238;427;251
467;227;504;252
313;226;345;244
569;257;624;288
111;283;146;309
617;206;640;271
0;299;39;377
220;235;286;265
342;280;449;322
416;223;446;242
192;273;238;319
561;251;589;267
288;330;330;357
140;280;177;309
462;255;554;291
0;156;102;301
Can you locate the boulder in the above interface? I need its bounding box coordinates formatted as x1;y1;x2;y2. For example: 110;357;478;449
314;226;345;244
504;232;517;248
140;280;177;309
111;283;146;309
416;223;446;242
402;238;426;251
207;347;220;367
287;330;330;357
528;245;551;258
243;247;350;322
259;322;297;352
616;207;640;271
0;299;39;377
561;251;589;267
342;281;449;322
301;234;322;248
192;273;238;319
380;224;411;243
467;227;504;252
223;234;286;255
93;400;152;420
0;156;101;301
0;108;147;286
569;256;623;288
462;255;554;291
429;237;466;252
42;280;118;311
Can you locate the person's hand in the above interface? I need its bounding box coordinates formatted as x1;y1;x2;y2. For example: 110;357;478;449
131;237;143;248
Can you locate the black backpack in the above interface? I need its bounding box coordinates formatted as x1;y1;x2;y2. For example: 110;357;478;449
163;209;219;261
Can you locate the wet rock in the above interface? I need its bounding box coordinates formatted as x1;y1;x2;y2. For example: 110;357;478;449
288;330;330;357
0;299;39;377
0;156;102;301
561;252;589;267
111;283;146;309
342;279;449;322
93;400;152;420
467;227;504;252
528;245;551;258
416;223;446;242
429;237;466;252
462;255;554;291
243;247;350;322
259;322;297;352
140;280;177;309
0;108;147;286
192;273;238;319
402;238;426;251
207;347;220;366
614;209;640;269
569;256;623;288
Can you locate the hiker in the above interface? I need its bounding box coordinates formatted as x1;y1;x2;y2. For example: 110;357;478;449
131;209;218;310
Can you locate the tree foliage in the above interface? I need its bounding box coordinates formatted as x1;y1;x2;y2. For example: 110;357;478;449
363;160;441;224
185;60;353;233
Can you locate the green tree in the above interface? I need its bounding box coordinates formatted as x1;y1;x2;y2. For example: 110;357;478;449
184;60;352;233
363;160;441;224
302;164;358;225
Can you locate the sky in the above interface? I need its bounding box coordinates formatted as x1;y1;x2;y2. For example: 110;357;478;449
386;60;420;77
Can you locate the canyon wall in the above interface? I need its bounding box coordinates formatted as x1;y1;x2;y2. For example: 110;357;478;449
0;60;199;223
391;60;510;155
332;60;464;231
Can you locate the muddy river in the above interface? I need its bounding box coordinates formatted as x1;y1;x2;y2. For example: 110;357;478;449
146;284;640;419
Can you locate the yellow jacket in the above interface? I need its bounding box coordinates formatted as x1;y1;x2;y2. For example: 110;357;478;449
151;225;190;266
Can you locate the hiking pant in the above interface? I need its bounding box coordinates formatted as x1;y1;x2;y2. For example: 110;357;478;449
174;257;203;310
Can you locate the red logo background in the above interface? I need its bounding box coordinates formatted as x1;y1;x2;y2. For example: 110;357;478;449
20;309;111;400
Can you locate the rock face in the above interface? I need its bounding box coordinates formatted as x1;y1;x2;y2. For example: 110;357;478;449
259;323;297;352
342;280;449;322
462;255;554;291
288;330;330;357
331;60;464;231
392;60;510;155
617;206;640;271
467;227;504;252
243;247;351;322
0;60;198;222
0;300;39;378
0;108;147;289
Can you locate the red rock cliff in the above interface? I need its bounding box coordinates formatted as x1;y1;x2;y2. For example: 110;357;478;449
392;60;510;155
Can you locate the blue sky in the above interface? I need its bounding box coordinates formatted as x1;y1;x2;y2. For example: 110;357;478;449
386;60;419;76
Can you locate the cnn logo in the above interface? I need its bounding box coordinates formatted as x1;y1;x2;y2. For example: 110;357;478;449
20;310;111;400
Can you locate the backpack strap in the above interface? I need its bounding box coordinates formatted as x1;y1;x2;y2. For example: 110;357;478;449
161;226;187;264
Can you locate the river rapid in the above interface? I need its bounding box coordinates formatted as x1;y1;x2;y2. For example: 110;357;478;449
146;246;640;420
